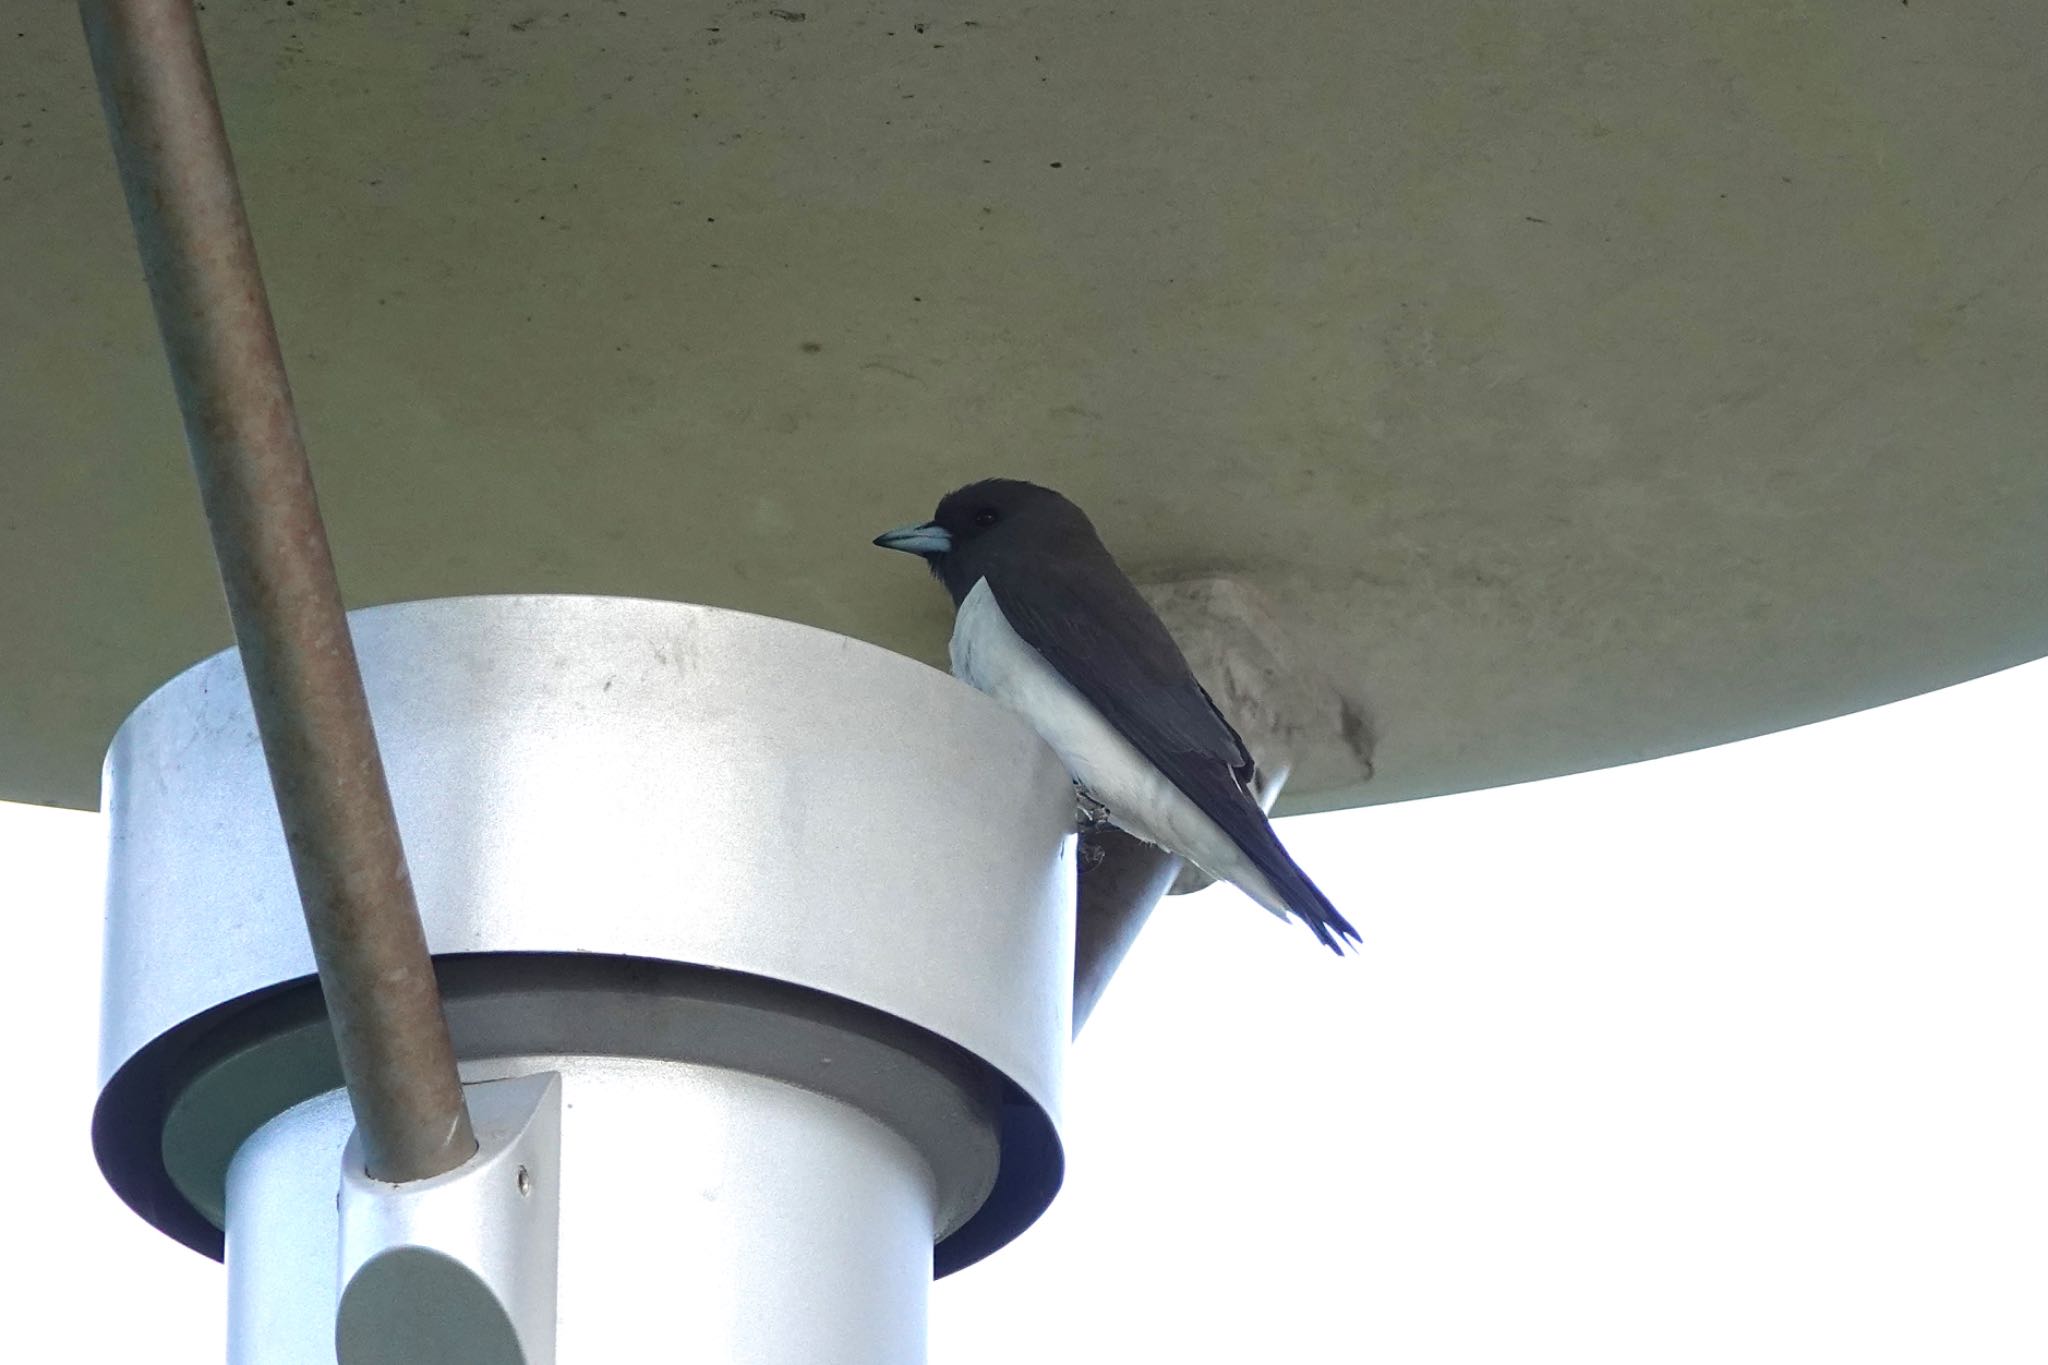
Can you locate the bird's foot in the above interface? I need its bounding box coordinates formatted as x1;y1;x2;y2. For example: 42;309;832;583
1072;782;1115;832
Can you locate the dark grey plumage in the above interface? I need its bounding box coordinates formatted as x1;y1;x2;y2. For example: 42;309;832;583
876;478;1359;954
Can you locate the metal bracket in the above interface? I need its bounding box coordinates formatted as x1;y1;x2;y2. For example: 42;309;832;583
336;1072;563;1365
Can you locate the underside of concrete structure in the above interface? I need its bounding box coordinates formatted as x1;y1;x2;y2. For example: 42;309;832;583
6;1;2044;812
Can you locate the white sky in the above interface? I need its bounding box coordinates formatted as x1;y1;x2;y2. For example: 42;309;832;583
3;657;2043;1361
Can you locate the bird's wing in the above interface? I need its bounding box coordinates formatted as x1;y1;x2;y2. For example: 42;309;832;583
982;558;1254;787
984;556;1361;954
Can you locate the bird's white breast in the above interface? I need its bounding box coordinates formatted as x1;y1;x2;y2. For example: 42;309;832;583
948;578;1288;917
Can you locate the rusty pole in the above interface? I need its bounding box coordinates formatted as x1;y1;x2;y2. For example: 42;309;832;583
78;0;476;1182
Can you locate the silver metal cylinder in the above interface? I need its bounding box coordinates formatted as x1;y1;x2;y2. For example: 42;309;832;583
96;597;1076;1363
229;1060;943;1363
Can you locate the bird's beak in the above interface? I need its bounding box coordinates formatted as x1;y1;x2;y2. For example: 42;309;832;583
872;521;953;556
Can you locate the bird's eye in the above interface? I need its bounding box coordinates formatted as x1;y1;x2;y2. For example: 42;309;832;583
973;508;1000;527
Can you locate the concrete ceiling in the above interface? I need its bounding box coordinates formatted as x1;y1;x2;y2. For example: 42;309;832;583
4;1;2045;814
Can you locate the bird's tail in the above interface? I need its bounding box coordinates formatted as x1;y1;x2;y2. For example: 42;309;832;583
1240;821;1360;956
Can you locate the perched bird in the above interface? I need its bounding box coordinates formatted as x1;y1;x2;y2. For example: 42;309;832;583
875;478;1359;953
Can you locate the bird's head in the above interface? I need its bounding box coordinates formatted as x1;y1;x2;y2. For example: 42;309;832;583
874;478;1095;601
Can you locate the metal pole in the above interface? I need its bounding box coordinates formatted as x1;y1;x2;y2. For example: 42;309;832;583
79;0;476;1181
1072;831;1181;1034
1072;765;1287;1032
